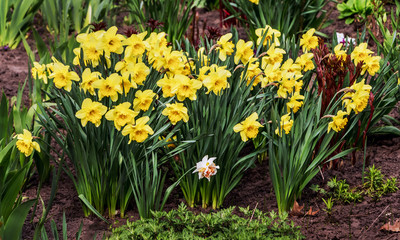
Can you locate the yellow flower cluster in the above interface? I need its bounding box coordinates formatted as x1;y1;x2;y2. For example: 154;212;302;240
331;42;381;76
65;27;244;143
232;26;318;139
40;25;322;143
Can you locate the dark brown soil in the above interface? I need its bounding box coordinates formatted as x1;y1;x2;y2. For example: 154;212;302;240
1;3;400;240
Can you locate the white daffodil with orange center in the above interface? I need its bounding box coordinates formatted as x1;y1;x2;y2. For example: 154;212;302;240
193;155;220;181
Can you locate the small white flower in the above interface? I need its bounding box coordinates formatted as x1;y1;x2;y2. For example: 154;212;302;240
336;32;356;46
193;155;220;181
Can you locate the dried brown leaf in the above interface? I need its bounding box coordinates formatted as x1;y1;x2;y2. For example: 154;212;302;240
380;219;400;232
305;206;319;216
290;201;304;216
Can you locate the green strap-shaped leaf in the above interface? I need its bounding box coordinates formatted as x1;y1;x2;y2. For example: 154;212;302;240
78;194;109;224
3;199;36;239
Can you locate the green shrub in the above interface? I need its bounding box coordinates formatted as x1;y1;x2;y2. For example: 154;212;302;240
109;203;303;239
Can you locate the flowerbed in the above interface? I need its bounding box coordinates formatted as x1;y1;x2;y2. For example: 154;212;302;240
1;0;400;239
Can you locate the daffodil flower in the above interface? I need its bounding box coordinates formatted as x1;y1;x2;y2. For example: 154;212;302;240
233;112;263;142
193;155;220;181
15;129;40;157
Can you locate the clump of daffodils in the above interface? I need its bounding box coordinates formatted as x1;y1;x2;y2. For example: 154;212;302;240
193;155;220;181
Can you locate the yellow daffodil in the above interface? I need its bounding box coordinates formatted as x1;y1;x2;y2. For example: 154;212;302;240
351;43;373;65
80;68;102;95
275;113;293;136
145;32;168;52
295;53;314;72
193;155;219;181
233;112;263;142
31;62;48;84
133;89;157;112
248;0;259;4
217;33;235;61
240;58;262;87
334;43;347;61
361;55;381;76
15;129;40;157
277;77;296;98
300;28;318;52
281;58;302;76
123;31;149;59
72;47;82;66
162;102;189;125
76;31;107;67
286;92;305;113
234;39;253;65
261;63;281;87
261;43;286;67
342;79;371;114
93;73;123;101
101;26;125;54
163;49;186;74
120;72;138;95
203;65;231;95
197;65;210;82
255;25;281;47
105;102;138;130
115;59;130;74
197;47;209;65
75;98;108;127
327;110;348;133
48;60;79;92
157;75;176;98
122;116;154;143
172;74;202;101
